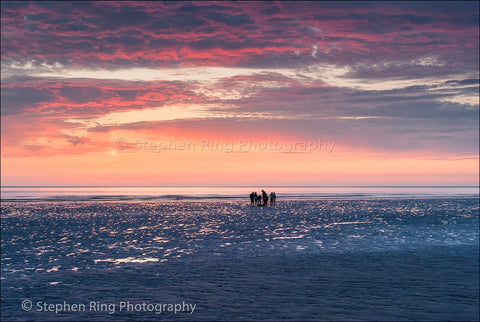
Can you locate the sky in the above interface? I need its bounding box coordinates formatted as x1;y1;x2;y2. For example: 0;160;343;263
1;1;479;186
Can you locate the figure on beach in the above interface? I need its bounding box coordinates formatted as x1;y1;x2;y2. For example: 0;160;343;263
250;191;257;206
262;190;269;206
256;194;262;206
249;189;276;207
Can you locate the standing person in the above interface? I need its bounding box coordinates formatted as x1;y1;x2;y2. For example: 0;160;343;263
270;192;276;206
262;190;268;206
250;192;255;206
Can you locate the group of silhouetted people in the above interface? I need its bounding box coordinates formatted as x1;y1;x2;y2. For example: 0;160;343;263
250;190;276;207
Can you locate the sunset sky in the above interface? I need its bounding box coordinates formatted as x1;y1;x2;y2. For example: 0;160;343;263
1;1;479;186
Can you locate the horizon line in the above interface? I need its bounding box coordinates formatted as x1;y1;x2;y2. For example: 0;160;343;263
2;185;479;188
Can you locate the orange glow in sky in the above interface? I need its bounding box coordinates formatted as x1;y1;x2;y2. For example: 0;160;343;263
1;1;478;186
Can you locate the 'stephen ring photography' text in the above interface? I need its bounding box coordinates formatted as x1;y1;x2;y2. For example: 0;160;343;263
21;299;196;315
115;138;336;153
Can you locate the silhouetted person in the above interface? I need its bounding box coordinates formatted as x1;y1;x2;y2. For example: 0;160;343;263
256;195;262;206
270;192;276;206
250;192;255;205
262;190;268;206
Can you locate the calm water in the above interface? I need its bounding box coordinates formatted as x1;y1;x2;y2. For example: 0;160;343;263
1;189;479;320
1;186;478;201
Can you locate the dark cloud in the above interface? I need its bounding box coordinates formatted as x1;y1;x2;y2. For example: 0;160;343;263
149;13;208;31
115;90;139;100
23;13;50;22
177;3;233;13
1;1;29;9
104;35;144;46
208;76;478;124
99;6;152;29
260;6;282;15
189;37;260;51
204;12;254;26
58;86;109;104
1;87;55;116
148;37;176;49
64;22;90;31
445;79;480;85
0;76;204;118
2;1;478;70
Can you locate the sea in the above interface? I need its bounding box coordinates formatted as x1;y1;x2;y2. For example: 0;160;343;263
1;186;479;321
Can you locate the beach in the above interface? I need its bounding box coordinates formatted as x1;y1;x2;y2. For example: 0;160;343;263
1;190;478;321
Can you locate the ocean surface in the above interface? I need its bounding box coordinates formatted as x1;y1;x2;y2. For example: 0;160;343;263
1;186;478;201
1;187;479;321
